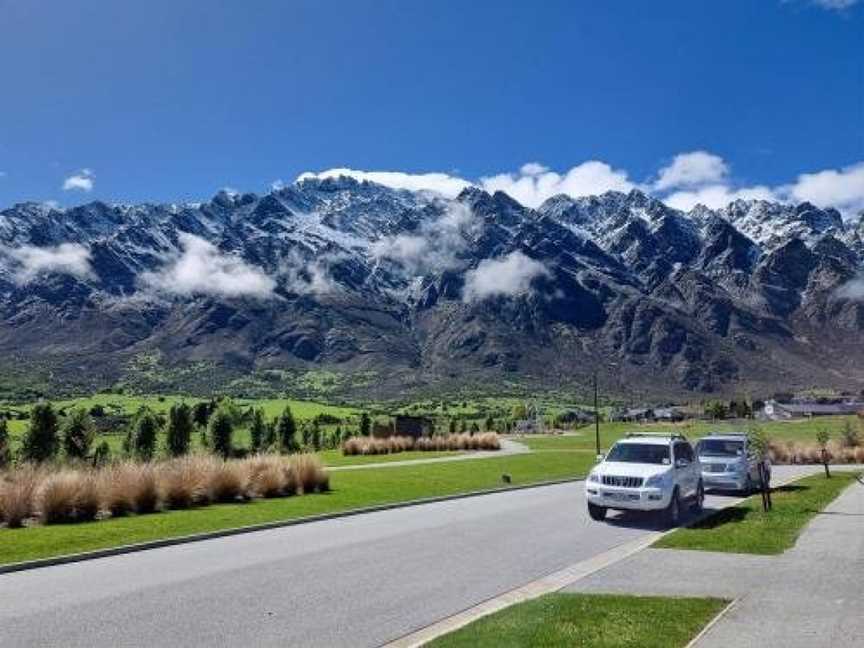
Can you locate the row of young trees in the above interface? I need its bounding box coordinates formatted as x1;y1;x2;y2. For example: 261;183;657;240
0;400;359;468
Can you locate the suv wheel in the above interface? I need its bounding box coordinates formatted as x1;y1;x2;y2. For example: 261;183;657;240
691;481;704;513
587;503;607;521
663;488;681;527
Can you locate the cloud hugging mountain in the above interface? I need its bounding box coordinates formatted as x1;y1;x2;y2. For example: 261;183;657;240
1;174;863;398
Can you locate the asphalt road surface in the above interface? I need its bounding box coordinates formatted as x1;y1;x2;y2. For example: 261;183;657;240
0;465;819;647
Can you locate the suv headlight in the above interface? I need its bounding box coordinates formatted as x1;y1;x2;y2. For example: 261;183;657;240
588;472;600;483
645;472;669;488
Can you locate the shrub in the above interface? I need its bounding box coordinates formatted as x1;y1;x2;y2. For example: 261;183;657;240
0;417;11;469
62;408;96;460
38;470;100;524
209;406;234;459
0;466;40;528
249;408;267;453
21;402;59;463
92;440;112;467
840;420;860;449
128;406;160;461
166;403;194;457
359;412;371;437
276;406;298;453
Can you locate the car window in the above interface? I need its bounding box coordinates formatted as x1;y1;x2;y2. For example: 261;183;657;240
606;443;670;465
697;439;744;457
674;442;694;463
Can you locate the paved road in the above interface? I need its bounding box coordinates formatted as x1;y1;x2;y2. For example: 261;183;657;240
0;465;821;647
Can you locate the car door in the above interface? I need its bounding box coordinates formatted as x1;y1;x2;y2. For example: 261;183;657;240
674;442;696;498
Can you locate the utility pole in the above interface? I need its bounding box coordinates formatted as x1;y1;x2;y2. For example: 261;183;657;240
593;370;600;457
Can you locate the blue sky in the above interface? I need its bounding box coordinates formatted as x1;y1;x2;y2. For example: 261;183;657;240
0;0;862;214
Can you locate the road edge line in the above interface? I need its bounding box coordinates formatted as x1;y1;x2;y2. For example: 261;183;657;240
684;597;740;648
0;476;583;576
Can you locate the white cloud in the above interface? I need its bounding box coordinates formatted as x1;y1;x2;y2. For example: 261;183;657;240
297;168;471;198
5;243;93;282
654;151;728;191
786;162;864;216
462;251;550;303
664;184;777;211
0;171;7;178
297;155;864;216
62;168;94;192
371;202;475;274
835;275;864;301
281;250;338;296
808;0;859;10
480;161;634;208
141;233;275;298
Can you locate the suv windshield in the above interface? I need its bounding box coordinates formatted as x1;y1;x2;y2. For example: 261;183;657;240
606;443;670;465
697;439;744;457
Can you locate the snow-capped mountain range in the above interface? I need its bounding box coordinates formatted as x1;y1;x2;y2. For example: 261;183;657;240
1;176;863;398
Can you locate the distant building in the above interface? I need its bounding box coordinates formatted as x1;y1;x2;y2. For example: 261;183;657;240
762;399;864;420
392;415;434;439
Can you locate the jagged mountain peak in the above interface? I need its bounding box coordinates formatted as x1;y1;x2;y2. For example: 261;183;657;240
0;178;862;399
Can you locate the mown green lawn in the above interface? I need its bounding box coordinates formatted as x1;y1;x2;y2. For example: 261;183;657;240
427;593;727;648
513;415;860;453
0;450;592;566
655;471;860;554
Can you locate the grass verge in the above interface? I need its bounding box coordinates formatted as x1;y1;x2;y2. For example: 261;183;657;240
426;593;727;648
0;450;591;566
655;471;860;554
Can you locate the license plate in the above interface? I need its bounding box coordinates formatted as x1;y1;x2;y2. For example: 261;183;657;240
603;492;633;501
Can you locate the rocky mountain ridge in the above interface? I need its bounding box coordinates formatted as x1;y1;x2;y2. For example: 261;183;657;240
1;176;862;399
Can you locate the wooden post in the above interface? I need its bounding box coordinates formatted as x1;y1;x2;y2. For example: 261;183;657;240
821;448;831;478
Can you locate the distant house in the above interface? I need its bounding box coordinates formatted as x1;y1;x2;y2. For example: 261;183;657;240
514;417;545;434
653;407;686;423
762;399;864;420
618;408;655;423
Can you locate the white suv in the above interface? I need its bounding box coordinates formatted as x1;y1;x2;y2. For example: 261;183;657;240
585;433;704;526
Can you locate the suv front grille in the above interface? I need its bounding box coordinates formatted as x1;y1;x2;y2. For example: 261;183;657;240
601;475;644;488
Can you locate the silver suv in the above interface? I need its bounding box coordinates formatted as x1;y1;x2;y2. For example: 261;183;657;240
696;433;771;494
585;433;704;527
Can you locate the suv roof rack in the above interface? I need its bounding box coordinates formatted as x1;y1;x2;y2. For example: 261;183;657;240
706;432;748;437
625;432;688;440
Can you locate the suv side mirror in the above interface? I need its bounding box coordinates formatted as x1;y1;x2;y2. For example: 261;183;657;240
675;458;689;469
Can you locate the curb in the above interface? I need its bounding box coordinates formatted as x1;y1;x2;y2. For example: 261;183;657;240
684;597;740;648
0;476;584;576
381;468;827;647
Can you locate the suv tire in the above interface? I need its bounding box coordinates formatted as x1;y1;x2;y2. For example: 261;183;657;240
587;503;607;521
662;487;681;527
691;481;704;513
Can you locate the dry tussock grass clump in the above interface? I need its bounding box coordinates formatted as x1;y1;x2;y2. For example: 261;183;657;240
99;462;140;517
291;454;329;494
343;433;501;456
208;459;249;503
157;456;212;509
768;440;864;465
38;470;100;524
245;455;287;498
0;466;41;528
0;453;330;531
